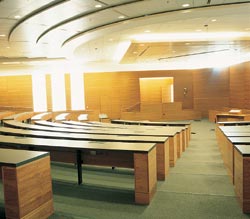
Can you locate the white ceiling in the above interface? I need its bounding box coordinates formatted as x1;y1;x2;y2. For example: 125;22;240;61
1;0;250;72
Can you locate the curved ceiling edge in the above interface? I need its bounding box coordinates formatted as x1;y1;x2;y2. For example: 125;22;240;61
61;1;250;48
36;0;144;43
8;0;70;41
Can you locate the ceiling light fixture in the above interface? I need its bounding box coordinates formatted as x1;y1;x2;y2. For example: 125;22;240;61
0;34;6;37
95;4;102;8
118;15;125;19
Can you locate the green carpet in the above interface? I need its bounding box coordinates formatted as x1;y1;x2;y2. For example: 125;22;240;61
1;119;250;218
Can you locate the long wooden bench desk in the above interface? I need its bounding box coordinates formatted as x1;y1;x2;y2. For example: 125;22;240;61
30;112;52;123
217;120;250;126
0;148;53;219
1;112;35;124
36;120;183;166
216;113;250;122
0;112;15;125
4;120;178;167
34;120;182;165
110;119;191;142
216;127;250;213
0;135;157;205
0;126;169;181
234;145;250;213
216;126;250;182
64;120;188;152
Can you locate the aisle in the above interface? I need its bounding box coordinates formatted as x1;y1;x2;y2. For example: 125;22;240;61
155;119;248;218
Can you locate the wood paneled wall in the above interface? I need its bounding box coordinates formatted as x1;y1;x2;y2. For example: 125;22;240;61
193;68;230;117
84;72;140;119
229;62;250;109
0;75;33;110
1;61;250;119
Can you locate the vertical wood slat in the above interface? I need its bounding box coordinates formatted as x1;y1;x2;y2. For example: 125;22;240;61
46;74;52;111
65;74;71;111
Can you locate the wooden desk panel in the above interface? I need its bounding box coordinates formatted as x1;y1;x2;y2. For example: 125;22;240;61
217;120;250;126
0;149;53;219
234;145;250;213
216;113;250;123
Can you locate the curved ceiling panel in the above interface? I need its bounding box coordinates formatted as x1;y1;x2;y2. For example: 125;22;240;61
0;0;250;70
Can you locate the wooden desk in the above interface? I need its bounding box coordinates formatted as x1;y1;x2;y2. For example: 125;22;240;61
54;113;69;122
216;126;250;183
30;112;52;123
0;148;53;219
226;137;250;183
0;112;15;125
216;113;250;122
234;145;250;213
9;120;179;168
40;121;182;166
0;135;157;205
0;126;169;181
2;112;35;124
66;120;188;156
111;119;191;143
217;120;250;126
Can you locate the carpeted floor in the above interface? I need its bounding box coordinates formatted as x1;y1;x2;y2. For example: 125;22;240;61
1;119;250;219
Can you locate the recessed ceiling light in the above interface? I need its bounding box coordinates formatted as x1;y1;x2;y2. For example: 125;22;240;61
0;34;6;37
95;4;102;8
118;15;125;19
211;19;217;22
144;30;151;33
182;3;190;7
14;15;21;19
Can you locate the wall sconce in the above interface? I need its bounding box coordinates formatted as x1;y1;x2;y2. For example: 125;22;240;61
184;87;188;96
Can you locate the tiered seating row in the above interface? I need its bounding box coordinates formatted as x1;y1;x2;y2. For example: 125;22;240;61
0;112;191;206
216;124;250;213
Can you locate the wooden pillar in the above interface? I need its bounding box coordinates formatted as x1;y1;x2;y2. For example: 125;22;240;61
156;141;169;180
234;147;250;213
169;135;177;167
2;156;53;219
134;147;157;205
